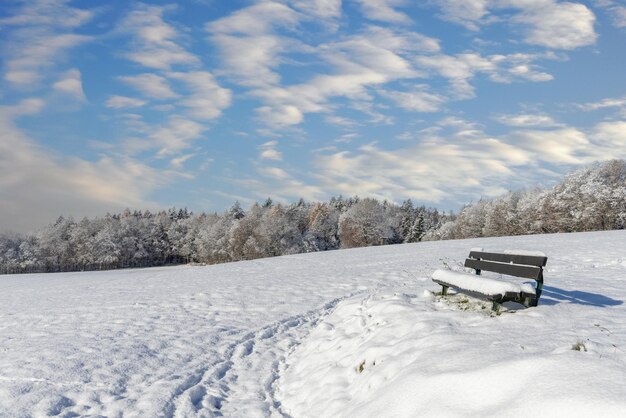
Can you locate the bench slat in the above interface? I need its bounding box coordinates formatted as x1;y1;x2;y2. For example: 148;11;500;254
464;258;542;280
469;251;547;267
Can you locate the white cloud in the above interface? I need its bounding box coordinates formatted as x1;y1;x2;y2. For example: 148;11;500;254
119;4;199;70
589;121;626;156
337;132;359;143
349;100;395;125
509;122;626;164
614;6;626;27
354;0;412;24
320;36;418;79
1;1;93;86
211;34;290;88
314;141;508;202
4;33;91;86
4;71;39;85
431;1;597;50
513;1;597;49
208;1;299;35
150;116;204;157
495;113;560;127
235;167;324;202
310;119;535;203
577;96;626;111
170;153;195;168
129;49;198;71
6;98;46;116
251;26;439;125
513;127;590;164
118;112;206;158
436;116;483;133
0;0;94;28
286;0;343;19
311;116;626;204
257;105;304;126
598;0;626;28
380;87;446;112
118;73;178;99
208;5;442;128
416;53;492;99
353;25;441;54
152;104;176;112
108;5;243;154
259;140;283;161
52;68;85;100
167;71;232;120
325;115;358;127
258;166;290;179
506;63;553;82
431;0;489;31
105;95;147;109
416;52;554;99
207;2;300;88
0;101;166;233
118;113;151;136
208;4;442;127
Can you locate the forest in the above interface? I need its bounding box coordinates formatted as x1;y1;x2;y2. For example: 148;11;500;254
1;160;624;274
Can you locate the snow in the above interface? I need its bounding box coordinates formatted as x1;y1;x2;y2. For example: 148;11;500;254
432;269;536;296
503;249;547;257
1;230;626;417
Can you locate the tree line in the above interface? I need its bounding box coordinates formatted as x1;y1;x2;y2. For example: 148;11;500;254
0;197;446;274
1;160;624;275
431;159;626;240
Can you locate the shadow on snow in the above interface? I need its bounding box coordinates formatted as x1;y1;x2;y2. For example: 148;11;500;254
540;286;623;307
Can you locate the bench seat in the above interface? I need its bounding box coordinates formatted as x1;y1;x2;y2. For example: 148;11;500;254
432;269;535;301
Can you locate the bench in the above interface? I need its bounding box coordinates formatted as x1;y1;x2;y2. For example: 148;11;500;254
432;250;547;310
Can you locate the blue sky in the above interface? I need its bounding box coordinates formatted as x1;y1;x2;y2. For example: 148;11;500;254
1;0;625;232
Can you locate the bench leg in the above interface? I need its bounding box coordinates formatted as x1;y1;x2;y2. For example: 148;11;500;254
491;301;500;312
441;285;448;296
533;272;544;306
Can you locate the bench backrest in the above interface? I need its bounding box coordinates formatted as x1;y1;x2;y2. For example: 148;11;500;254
464;251;547;281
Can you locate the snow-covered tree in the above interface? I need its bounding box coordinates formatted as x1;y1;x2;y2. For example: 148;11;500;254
339;198;393;248
304;203;340;251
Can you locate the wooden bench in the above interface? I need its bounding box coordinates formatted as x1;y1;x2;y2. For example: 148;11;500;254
432;250;547;310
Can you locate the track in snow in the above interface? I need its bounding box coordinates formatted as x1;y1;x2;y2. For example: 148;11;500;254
169;296;352;418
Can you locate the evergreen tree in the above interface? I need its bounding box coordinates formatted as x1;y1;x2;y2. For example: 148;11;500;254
229;201;245;220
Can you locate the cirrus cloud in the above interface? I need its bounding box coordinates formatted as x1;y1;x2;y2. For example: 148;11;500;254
117;4;199;70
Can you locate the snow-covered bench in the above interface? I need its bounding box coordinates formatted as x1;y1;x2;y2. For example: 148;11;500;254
432;250;547;310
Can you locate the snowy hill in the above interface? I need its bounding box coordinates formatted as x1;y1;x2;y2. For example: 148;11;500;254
1;231;625;417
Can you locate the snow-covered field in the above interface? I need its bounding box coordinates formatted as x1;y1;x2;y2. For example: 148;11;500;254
1;231;625;417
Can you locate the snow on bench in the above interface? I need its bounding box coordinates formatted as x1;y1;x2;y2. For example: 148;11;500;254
503;249;547;257
432;269;535;297
432;249;547;310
